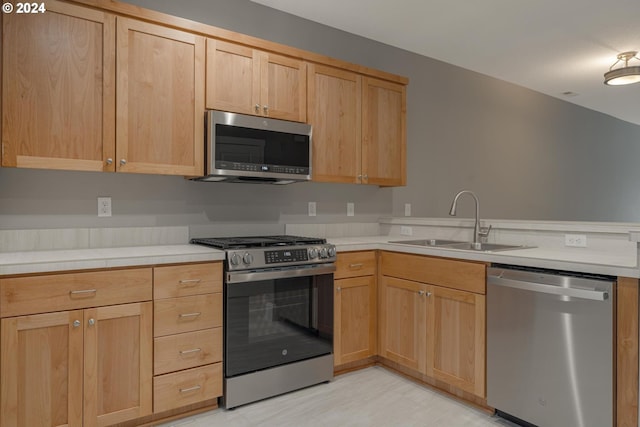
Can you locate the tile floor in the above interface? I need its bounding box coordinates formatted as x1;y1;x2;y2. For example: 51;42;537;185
159;366;519;427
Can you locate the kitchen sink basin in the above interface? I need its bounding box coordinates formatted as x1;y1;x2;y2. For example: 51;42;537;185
388;238;465;247
389;239;532;252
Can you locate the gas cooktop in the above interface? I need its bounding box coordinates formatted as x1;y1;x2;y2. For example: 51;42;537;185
190;235;327;250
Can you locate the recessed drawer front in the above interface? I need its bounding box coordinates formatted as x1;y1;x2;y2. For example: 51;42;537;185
154;262;222;299
153;363;222;413
154;328;222;375
335;251;376;279
0;268;153;317
154;294;222;337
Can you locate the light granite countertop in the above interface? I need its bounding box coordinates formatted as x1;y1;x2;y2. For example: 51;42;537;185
328;236;639;278
0;234;637;278
0;244;225;276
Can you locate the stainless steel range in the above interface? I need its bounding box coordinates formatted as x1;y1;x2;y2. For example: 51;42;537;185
191;235;336;409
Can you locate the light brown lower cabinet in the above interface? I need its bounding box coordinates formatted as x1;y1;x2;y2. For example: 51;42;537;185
333;251;377;367
378;251;486;398
0;302;153;427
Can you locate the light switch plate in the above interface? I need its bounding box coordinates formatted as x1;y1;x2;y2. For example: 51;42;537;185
400;226;412;236
404;203;411;217
565;234;587;247
308;202;316;217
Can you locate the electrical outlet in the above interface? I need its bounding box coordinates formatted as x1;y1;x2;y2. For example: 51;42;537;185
308;202;316;217
400;226;413;236
404;203;411;217
97;197;112;217
347;202;355;217
565;234;587;247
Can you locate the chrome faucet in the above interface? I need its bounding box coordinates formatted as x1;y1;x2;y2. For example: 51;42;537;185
448;190;491;249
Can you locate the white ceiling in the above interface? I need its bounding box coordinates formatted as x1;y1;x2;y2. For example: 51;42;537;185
251;0;640;126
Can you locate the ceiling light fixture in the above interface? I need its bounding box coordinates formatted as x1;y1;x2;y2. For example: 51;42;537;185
604;51;640;86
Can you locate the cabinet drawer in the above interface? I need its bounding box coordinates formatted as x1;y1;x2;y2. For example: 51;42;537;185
0;268;152;317
154;294;222;337
335;251;376;279
154;328;222;375
154;262;222;299
154;363;222;413
381;251;486;294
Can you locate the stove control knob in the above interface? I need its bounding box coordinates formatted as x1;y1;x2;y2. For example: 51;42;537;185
229;253;241;266
308;247;318;259
320;247;328;258
328;246;336;257
243;252;254;265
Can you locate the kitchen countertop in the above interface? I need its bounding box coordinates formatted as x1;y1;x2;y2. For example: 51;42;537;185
0;235;637;278
328;236;639;278
0;244;225;276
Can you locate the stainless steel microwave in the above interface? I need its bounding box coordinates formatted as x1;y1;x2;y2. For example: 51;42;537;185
196;110;312;184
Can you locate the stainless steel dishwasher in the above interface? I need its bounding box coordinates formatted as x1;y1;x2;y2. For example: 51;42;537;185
487;265;614;427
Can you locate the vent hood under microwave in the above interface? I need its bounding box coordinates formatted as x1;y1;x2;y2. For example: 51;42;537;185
194;110;312;184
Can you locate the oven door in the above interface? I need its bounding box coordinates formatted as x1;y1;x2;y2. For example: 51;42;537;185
225;265;334;378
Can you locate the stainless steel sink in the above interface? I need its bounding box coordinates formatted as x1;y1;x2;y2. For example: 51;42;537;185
389;239;533;252
388;238;465;247
442;242;531;252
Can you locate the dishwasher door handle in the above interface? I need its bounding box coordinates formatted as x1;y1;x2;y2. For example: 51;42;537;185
488;275;609;301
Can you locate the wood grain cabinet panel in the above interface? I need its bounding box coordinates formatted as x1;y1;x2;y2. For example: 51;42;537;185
116;17;205;176
0;302;152;427
153;363;223;413
154;263;222;299
0;268;152;318
308;65;406;186
378;276;428;373
379;251;486;399
362;77;406;186
206;39;306;122
427;286;485;397
1;0;116;171
154;293;222;337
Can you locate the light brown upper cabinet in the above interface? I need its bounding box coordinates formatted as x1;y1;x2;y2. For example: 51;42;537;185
362;77;406;186
116;18;205;175
206;39;307;122
307;64;362;183
308;66;406;186
1;0;116;171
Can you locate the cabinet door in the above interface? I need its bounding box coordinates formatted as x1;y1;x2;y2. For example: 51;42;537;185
378;276;427;373
362;77;406;186
1;311;84;427
83;302;152;427
308;64;361;183
261;52;306;122
206;39;260;115
334;275;376;366
117;18;204;176
2;1;115;172
427;286;485;397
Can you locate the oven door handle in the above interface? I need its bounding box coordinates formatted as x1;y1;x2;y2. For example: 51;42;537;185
226;263;336;284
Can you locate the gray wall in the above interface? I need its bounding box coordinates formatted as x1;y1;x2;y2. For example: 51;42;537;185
2;0;640;230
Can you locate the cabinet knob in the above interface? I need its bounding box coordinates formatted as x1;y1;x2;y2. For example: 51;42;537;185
336;287;342;292
363;174;368;182
418;290;425;296
88;318;95;326
73;320;81;328
255;104;260;113
263;105;269;114
120;159;127;166
357;174;362;183
106;158;113;165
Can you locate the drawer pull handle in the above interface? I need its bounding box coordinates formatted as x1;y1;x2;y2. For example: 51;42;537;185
179;348;202;355
178;279;202;285
70;289;97;296
179;385;202;393
349;263;364;269
179;312;201;319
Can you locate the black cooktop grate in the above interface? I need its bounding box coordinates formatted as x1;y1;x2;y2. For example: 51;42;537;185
190;235;326;250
